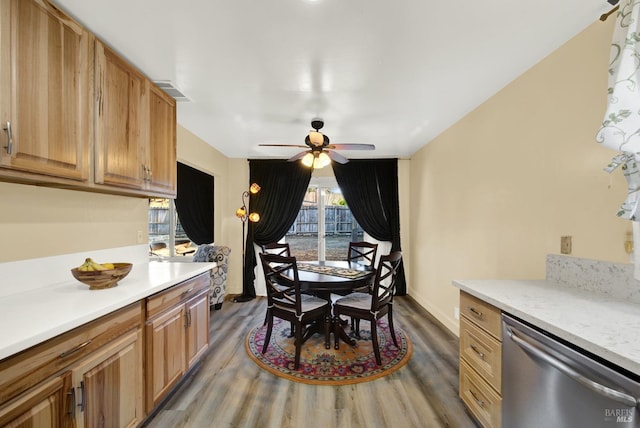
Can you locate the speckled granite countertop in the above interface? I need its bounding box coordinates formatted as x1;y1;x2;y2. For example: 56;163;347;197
454;264;640;376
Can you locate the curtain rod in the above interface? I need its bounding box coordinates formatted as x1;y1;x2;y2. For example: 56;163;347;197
600;4;619;21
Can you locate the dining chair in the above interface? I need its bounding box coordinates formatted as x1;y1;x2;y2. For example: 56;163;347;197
332;251;403;365
261;242;291;257
260;242;292;326
260;252;331;369
346;241;378;332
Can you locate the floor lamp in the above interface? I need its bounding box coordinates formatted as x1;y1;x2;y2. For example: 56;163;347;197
234;183;260;302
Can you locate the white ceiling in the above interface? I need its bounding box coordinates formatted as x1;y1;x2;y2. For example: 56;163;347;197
54;0;614;161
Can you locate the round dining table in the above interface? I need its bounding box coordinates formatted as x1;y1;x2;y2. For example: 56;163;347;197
296;260;375;349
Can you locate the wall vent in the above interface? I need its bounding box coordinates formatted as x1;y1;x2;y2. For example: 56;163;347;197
153;80;190;102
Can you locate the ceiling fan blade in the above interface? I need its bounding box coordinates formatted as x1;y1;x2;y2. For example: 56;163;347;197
327;143;375;150
259;144;308;148
326;150;349;164
287;150;310;162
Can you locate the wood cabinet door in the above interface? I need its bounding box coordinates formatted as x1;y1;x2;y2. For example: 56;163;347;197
0;0;91;181
147;83;176;197
0;372;71;428
185;291;210;369
71;328;143;428
94;39;147;190
145;304;186;412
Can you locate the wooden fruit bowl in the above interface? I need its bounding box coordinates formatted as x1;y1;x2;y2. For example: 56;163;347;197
71;263;133;290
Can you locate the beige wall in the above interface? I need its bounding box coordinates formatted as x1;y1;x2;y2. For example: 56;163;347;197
0;182;148;261
409;18;630;335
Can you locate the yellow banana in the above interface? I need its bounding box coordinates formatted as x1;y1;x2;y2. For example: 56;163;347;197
77;257;111;271
89;260;107;271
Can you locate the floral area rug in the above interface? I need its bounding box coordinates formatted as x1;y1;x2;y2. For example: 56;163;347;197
245;318;412;385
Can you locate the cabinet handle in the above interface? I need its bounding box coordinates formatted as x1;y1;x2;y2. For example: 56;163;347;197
182;287;194;296
78;381;86;412
469;389;485;407
142;165;153;182
68;387;76;419
3;121;12;154
470;344;485;359
467;306;483;319
59;339;92;359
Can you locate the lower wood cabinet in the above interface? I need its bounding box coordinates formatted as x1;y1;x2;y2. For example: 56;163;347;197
145;273;210;412
459;291;502;428
0;302;142;428
0;272;210;427
70;328;143;428
0;373;71;427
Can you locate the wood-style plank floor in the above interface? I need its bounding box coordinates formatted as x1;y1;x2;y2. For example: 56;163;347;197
142;296;480;428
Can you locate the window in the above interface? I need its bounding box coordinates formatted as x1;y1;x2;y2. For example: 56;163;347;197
148;162;214;258
148;198;191;257
286;180;363;261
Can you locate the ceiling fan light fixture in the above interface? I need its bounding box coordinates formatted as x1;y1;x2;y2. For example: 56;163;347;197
314;152;331;169
301;152;315;167
308;131;324;147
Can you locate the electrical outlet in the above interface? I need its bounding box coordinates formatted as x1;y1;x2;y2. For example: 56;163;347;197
454;306;460;320
137;230;144;244
561;236;572;255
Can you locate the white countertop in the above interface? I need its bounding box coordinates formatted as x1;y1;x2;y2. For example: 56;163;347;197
453;279;640;376
0;258;213;361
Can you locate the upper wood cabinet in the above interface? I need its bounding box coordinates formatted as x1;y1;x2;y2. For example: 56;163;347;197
147;83;176;196
0;0;91;182
94;39;147;191
94;39;176;197
0;0;177;197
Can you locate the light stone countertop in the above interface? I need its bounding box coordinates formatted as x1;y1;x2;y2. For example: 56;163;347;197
0;246;214;361
453;278;640;376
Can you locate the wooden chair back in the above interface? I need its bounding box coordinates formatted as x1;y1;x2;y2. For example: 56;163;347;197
261;242;292;258
260;252;301;315
370;251;402;312
347;241;378;267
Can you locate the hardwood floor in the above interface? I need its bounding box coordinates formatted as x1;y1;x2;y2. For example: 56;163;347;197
142;296;480;428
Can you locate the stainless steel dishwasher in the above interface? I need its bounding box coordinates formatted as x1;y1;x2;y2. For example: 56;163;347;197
502;313;640;428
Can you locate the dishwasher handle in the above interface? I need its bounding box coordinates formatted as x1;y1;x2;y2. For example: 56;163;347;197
506;325;638;408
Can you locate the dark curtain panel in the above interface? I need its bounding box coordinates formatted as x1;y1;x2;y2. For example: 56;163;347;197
241;159;312;298
174;162;215;245
331;159;406;295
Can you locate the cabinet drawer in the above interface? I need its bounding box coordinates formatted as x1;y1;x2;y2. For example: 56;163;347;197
460;359;501;428
146;272;210;319
0;302;142;404
460;316;502;393
460;291;501;339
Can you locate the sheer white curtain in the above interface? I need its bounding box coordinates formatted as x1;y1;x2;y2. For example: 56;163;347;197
597;0;640;220
596;0;640;277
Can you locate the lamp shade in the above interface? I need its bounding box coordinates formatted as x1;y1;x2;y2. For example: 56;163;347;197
308;131;324;147
248;212;260;222
313;152;331;169
249;183;261;194
301;152;315;167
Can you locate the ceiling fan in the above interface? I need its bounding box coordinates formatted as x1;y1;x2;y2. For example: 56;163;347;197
258;118;375;168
